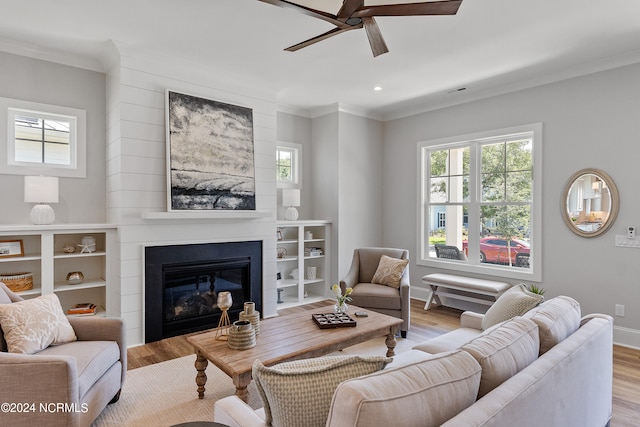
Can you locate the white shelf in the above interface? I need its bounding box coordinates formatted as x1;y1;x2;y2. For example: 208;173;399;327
276;221;331;311
0;225;115;317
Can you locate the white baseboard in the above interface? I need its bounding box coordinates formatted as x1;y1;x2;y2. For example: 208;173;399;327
613;326;640;350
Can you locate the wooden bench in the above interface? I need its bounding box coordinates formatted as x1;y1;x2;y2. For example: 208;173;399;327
422;273;511;310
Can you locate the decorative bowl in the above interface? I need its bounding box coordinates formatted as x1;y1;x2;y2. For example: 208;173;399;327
66;271;84;285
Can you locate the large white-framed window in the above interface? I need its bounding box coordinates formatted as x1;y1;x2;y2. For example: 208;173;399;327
0;97;86;178
418;123;542;281
276;141;301;188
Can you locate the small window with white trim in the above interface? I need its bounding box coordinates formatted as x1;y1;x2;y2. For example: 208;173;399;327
276;142;301;188
0;97;86;178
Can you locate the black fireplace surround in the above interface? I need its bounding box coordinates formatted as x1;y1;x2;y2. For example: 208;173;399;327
145;241;262;343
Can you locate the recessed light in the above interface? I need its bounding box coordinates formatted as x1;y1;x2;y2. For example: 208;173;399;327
373;86;382;91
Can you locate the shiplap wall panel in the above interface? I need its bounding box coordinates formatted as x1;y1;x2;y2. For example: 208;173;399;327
107;47;278;345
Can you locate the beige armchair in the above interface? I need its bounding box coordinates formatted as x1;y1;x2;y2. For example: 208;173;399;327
340;248;410;338
0;282;126;427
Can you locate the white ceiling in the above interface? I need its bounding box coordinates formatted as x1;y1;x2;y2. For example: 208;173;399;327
1;0;640;120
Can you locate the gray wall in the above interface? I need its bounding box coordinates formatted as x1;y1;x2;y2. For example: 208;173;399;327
0;52;106;224
382;62;640;347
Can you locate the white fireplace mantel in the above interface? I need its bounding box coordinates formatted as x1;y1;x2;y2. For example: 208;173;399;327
141;210;272;220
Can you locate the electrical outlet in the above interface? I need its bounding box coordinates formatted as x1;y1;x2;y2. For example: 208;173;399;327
615;304;625;317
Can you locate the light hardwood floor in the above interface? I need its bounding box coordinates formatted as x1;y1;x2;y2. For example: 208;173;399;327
128;299;640;427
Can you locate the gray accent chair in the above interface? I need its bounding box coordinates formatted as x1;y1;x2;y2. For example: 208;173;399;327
0;282;126;427
435;245;468;261
340;247;410;338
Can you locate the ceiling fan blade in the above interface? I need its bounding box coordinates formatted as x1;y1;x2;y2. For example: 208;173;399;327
337;0;364;21
362;17;389;57
353;0;463;18
257;0;349;28
284;25;361;52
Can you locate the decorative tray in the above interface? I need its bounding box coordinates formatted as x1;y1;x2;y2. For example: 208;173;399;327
312;313;357;329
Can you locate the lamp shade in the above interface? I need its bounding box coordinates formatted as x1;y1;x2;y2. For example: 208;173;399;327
282;189;300;207
24;176;59;203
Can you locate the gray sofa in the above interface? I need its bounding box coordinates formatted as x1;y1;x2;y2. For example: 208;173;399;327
214;296;613;427
0;282;126;427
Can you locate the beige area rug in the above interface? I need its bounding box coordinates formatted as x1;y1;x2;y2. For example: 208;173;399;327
92;335;418;427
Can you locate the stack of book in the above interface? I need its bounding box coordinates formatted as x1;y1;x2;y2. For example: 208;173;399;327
67;303;97;316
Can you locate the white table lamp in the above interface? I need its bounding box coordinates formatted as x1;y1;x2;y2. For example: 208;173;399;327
282;189;300;221
24;176;59;225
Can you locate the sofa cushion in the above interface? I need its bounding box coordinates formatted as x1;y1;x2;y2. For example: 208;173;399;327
371;255;408;289
327;350;481;427
523;296;581;355
481;284;544;330
0;293;77;354
413;327;482;354
462;317;539;398
39;340;120;398
253;355;391;427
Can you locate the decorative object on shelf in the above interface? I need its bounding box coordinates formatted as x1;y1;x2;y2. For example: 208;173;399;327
67;302;97;316
304;230;313;240
331;284;352;313
312;312;357;329
0;272;33;292
0;239;24;258
63;243;76;254
65;271;84;285
304;247;324;257
306;266;317;280
24;176;59;225
290;268;299;280
277;288;284;304
277;228;283;241
282;188;300;220
277;247;287;258
166;90;255;212
78;236;96;253
228;320;256;350
215;291;233;341
239;301;260;336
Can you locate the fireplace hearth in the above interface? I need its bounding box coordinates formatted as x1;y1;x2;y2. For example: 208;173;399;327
145;241;262;343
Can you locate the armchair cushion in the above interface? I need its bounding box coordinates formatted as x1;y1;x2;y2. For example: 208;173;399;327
350;282;402;310
371;255;409;289
0;293;76;354
39;340;120;398
253;355;391;427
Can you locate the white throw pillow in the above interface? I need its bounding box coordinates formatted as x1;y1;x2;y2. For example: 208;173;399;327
481;283;544;330
0;293;77;354
253;355;391;427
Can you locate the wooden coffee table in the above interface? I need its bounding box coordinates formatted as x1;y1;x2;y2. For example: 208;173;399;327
186;304;402;402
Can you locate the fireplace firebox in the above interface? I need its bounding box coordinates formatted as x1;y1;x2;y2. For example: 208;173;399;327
145;241;262;343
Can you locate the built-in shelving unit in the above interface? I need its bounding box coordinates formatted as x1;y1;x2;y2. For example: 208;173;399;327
0;224;117;317
276;220;330;310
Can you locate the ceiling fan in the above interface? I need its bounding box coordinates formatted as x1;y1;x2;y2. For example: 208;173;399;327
258;0;463;57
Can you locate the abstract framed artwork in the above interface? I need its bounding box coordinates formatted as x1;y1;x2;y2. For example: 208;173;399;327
165;90;256;211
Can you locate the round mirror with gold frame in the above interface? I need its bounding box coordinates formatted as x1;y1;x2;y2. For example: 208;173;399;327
562;168;619;237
